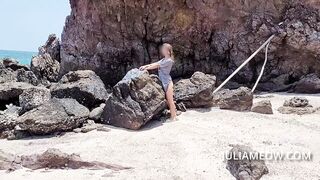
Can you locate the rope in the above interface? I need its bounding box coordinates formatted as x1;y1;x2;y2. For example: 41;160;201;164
213;34;275;94
251;41;271;92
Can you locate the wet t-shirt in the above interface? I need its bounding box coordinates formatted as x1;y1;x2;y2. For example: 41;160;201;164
157;58;174;91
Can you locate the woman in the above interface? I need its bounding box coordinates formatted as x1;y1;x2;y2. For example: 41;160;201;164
139;43;177;121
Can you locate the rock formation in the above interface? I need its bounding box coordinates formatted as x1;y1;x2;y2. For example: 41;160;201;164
39;34;61;62
61;0;320;90
31;34;61;83
101;69;166;130
31;53;60;83
226;145;269;180
51;70;108;109
174;72;216;108
251;100;273;114
213;87;253;111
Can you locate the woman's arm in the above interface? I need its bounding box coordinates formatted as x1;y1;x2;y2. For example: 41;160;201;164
139;62;160;71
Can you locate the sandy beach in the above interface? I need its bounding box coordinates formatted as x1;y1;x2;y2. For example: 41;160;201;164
0;93;319;180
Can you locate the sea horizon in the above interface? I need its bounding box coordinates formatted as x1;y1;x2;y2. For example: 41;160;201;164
0;49;37;65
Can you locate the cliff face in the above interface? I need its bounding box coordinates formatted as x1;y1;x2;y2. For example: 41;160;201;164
61;0;320;88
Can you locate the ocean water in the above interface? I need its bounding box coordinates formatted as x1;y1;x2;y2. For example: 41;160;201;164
0;49;37;65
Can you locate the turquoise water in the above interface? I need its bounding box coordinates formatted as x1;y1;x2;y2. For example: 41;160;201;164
0;49;37;65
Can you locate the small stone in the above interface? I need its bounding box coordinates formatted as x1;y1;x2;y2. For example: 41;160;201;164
251;100;273;114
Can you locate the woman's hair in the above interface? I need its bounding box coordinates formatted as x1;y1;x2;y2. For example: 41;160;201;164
162;43;174;60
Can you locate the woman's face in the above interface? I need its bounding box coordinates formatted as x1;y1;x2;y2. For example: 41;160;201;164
160;46;169;57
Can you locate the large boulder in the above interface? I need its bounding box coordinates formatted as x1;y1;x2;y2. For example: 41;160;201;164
291;74;320;94
19;87;51;113
251;100;273;114
17;98;89;135
226;145;269;180
51;70;108;108
101;69;166;130
213;87;253;111
31;53;60;82
39;34;61;62
174;72;216;108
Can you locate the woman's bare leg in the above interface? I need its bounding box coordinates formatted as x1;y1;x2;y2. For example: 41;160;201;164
166;81;177;119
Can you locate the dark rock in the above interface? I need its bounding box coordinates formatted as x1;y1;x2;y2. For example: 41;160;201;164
278;97;318;115
174;72;216;108
0;82;35;110
61;1;320;90
19;87;51;113
213;87;253;111
0;68;16;83
39;34;61;62
89;103;105;121
251;100;273;114
226;145;269;180
31;53;60;82
1;58;29;71
291;74;320;94
51;70;108;108
17;98;89;135
101;69;166;130
16;69;39;86
0;148;130;171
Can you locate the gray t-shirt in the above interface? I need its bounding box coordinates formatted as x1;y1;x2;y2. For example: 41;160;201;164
157;58;174;91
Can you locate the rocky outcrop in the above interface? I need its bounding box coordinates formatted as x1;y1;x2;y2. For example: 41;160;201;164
0;148;130;171
174;72;216;108
39;34;61;62
278;97;318;115
291;74;320;94
61;0;320;90
51;70;108;108
31;53;60;82
101;69;166;130
226;145;269;180
251;100;273;114
213;87;253;111
16;69;39;86
17;98;89;135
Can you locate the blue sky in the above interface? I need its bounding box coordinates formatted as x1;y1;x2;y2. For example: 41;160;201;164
0;0;70;52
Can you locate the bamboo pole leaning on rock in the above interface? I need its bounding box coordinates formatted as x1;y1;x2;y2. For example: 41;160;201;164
213;34;275;94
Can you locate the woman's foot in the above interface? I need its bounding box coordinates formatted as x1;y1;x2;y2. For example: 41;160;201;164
169;116;178;121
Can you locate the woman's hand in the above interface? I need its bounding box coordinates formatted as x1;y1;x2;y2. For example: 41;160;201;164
139;65;147;71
